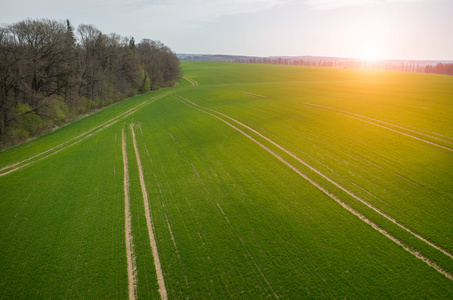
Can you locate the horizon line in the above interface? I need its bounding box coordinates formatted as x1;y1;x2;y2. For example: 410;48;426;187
176;53;453;63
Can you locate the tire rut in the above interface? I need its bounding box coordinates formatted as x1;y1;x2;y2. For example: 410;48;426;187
123;128;138;300
174;93;453;281
130;123;168;300
0;93;170;177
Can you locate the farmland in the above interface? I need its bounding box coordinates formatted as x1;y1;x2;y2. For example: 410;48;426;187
1;61;453;298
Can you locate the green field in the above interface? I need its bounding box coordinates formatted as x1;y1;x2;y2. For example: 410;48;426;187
1;61;452;298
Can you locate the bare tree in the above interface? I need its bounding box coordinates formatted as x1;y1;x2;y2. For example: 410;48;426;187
0;18;181;148
137;39;180;91
0;26;24;135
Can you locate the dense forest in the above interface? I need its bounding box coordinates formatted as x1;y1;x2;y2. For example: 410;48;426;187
0;19;181;149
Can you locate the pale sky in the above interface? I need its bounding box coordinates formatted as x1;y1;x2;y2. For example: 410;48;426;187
1;0;452;60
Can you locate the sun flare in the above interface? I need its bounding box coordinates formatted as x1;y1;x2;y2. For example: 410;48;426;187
359;41;382;61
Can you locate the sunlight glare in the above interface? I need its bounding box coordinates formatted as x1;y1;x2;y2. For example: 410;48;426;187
360;41;381;61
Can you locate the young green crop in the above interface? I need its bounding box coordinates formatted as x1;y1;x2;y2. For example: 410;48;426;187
1;61;452;298
0;121;127;298
179;61;453;254
128;93;453;298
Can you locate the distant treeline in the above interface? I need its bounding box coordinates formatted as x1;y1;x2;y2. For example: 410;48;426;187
180;54;453;76
0;19;181;148
233;57;453;76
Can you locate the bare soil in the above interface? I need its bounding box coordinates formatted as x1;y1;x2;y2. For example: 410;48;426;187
122;128;137;300
130;124;168;300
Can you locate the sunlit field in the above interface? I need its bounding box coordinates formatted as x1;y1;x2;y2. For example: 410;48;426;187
1;61;452;298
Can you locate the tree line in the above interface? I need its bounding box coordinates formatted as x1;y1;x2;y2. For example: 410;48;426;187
231;57;453;76
423;63;453;75
0;18;181;149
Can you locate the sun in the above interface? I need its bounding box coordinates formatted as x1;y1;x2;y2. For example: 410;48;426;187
363;46;379;60
359;41;382;61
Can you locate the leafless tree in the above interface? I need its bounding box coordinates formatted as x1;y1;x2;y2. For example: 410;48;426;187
0;18;181;148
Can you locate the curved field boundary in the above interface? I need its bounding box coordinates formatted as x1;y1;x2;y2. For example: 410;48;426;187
130;124;168;300
173;93;453;280
300;102;453;152
183;76;198;87
122;129;137;300
0;93;170;177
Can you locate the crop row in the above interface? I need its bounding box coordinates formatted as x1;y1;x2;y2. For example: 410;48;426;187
0;121;127;298
179;63;453;255
0;91;171;298
124;87;453;298
2;62;452;298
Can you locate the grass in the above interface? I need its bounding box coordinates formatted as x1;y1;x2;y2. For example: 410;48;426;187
180;62;453;252
1;61;452;298
0;121;127;298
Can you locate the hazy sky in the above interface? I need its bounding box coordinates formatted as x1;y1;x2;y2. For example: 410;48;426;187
1;0;452;60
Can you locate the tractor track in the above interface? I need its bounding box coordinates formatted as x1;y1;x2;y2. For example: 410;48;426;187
122;128;137;300
130;124;168;300
0;93;170;177
299;102;453;152
174;93;453;281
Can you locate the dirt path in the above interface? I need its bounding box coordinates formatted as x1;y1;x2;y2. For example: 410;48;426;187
174;93;453;281
183;76;198;87
0;101;146;174
300;102;453;151
305;102;453;142
165;126;277;296
175;93;453;260
130;124;168;300
0;93;170;177
122;129;138;300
